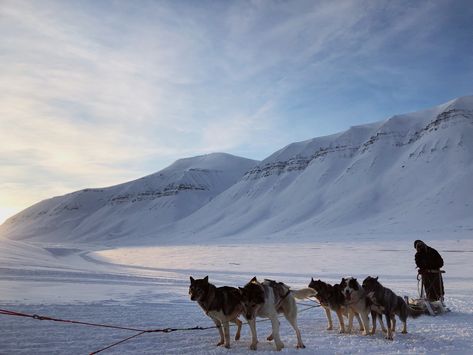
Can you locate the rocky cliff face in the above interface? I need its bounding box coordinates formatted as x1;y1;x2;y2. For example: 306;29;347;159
243;105;472;182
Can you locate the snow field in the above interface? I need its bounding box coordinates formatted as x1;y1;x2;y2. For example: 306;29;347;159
1;239;473;354
1;300;472;354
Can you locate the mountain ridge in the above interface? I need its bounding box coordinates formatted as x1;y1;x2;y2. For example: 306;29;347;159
0;152;258;242
1;96;472;244
150;95;473;244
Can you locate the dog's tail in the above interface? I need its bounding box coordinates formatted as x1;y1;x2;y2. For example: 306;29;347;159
291;287;317;300
407;304;425;318
400;297;424;318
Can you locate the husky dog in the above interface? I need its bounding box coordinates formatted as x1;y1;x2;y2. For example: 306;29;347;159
189;276;243;348
340;277;371;335
308;278;365;333
239;277;316;351
369;302;388;335
362;276;423;340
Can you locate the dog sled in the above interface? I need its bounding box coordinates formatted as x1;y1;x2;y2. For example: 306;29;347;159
406;269;450;316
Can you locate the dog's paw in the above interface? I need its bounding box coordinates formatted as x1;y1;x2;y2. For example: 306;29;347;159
224;344;231;349
401;330;407;334
275;342;285;351
338;329;346;334
326;326;333;330
385;335;394;341
235;333;241;341
296;343;306;349
250;343;257;351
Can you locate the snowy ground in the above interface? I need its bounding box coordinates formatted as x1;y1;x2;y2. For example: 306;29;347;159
1;238;473;354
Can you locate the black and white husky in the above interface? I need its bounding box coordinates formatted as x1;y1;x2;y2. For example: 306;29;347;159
362;276;423;340
189;276;243;348
340;277;372;335
239;277;317;351
308;278;365;333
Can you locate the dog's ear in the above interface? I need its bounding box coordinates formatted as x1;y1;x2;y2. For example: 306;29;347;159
375;276;378;280
311;277;314;282
341;277;346;283
190;276;194;283
203;276;209;283
251;276;258;283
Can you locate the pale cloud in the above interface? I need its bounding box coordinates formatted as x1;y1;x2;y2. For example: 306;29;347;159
201;99;279;154
0;0;216;220
0;0;471;222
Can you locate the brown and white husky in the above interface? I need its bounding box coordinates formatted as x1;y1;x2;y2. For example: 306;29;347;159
239;277;317;351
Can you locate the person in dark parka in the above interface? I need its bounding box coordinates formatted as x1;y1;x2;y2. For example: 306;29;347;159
414;240;445;301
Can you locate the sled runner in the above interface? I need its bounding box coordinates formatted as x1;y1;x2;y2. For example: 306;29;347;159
406;269;450;316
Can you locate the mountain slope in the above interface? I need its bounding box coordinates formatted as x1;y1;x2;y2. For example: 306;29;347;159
2;96;473;245
0;153;258;243
152;96;473;243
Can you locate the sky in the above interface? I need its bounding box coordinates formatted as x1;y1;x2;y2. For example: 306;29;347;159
1;0;473;224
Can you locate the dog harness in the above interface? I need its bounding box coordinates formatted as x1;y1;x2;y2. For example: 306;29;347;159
264;279;291;309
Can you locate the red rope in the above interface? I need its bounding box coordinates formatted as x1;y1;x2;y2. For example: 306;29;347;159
0;303;320;354
0;308;146;332
0;308;217;354
90;331;148;355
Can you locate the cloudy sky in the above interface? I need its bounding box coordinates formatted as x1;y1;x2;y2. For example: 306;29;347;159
1;0;472;223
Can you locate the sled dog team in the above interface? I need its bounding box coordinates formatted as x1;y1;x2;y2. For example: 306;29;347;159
189;275;423;350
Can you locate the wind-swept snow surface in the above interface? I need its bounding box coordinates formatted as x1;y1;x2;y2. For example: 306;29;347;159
1;239;473;354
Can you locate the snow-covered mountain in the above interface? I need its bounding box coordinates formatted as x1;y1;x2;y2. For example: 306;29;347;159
1;96;473;245
0;153;258;243
154;95;473;243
